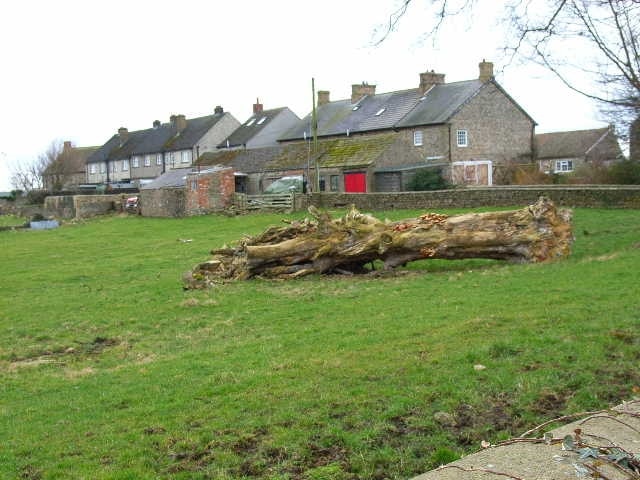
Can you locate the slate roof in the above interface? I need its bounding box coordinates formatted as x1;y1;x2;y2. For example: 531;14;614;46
87;112;228;164
279;79;513;141
140;168;192;189
218;108;289;148
535;127;614;159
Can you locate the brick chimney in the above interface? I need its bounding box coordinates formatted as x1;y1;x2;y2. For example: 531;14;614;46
214;105;224;114
63;141;72;152
118;127;129;145
171;114;187;132
253;98;263;114
317;90;330;106
479;59;494;82
351;82;376;104
419;69;445;94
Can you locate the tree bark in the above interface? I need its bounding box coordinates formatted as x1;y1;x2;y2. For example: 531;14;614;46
184;197;573;288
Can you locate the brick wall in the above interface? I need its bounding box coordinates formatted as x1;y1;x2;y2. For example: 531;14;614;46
140;188;186;217
300;186;640;211
185;168;235;215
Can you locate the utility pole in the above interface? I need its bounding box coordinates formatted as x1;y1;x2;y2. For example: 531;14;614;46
311;78;319;192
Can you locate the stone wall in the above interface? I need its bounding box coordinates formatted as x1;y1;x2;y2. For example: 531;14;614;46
301;185;640;211
140;188;186;217
44;194;121;219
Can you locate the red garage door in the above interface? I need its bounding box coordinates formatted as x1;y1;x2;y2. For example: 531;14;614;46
344;172;367;193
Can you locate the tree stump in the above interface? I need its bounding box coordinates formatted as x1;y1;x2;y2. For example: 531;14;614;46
184;197;572;288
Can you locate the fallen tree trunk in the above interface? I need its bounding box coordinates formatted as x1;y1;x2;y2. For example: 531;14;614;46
184;197;572;288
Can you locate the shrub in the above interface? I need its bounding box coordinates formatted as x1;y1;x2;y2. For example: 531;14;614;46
25;189;48;205
407;168;450;191
608;160;640;184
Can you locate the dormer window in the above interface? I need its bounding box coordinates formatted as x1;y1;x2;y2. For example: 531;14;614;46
257;117;267;125
375;107;386;116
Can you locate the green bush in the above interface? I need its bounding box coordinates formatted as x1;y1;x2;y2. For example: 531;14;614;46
608;160;640;184
407;168;450;191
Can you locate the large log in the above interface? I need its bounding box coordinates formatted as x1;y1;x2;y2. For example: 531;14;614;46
184;197;572;288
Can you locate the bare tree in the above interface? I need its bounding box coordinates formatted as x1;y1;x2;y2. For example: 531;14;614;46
10;140;63;191
375;0;640;158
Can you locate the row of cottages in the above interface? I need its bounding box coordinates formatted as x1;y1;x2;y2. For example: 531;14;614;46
190;60;537;193
85;107;242;185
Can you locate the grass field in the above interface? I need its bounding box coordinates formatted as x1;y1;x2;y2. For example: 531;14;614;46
1;206;639;479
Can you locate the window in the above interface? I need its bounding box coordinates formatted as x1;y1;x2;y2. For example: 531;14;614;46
90;164;96;174
156;153;162;166
144;155;151;167
132;156;139;168
456;129;468;147
166;152;174;167
112;162;118;173
181;150;191;164
413;131;423;146
375;107;386;116
122;159;129;171
555;160;574;172
319;177;326;191
330;175;339;192
257;116;267;125
190;179;197;191
99;163;106;174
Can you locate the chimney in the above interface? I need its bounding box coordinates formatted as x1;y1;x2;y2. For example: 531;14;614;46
153;120;161;129
171;114;187;132
419;69;445;94
118;127;129;144
317;90;330;106
479;59;494;82
351;82;376;104
63;141;72;151
253;98;263;114
214;105;224;114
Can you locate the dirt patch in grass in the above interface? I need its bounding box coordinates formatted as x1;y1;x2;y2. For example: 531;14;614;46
19;465;42;480
7;337;120;370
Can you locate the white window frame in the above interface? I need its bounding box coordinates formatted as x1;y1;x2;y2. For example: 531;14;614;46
181;150;191;164
166;152;174;167
555;159;574;173
456;129;468;147
90;164;96;174
413;130;423;146
122;159;129;171
156;153;162;166
112;162;118;173
144;155;151;167
132;156;139;168
99;162;106;174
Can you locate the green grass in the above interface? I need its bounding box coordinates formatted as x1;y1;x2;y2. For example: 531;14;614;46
1;207;639;479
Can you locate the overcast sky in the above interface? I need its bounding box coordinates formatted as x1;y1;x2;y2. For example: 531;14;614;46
0;0;608;191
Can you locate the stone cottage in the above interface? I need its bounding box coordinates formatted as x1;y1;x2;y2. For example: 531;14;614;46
535;126;623;174
43;141;98;191
278;60;536;191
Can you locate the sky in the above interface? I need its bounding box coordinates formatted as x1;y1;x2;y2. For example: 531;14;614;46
0;0;609;191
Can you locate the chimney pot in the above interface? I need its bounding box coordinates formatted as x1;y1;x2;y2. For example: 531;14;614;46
317;90;330;106
479;59;494;82
63;141;72;151
419;69;445;94
153;120;161;129
253;97;263;114
214;105;224;114
171;114;187;132
351;83;376;104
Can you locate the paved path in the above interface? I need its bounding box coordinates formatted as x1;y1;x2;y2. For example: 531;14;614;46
413;400;640;480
